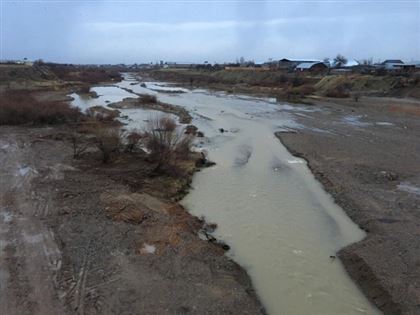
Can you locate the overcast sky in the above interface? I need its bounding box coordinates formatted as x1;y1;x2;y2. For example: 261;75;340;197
2;0;419;64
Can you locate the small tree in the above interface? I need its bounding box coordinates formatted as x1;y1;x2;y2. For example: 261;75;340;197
142;115;193;174
353;92;361;102
334;54;348;68
71;132;89;158
361;58;373;66
94;127;122;163
125;131;143;153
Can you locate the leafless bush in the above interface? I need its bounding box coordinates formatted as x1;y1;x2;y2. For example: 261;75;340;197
47;64;122;84
353;92;361;102
275;74;288;84
70;132;90;158
94;127;122;163
287;84;316;98
142;115;194;174
0;90;81;125
79;84;91;94
325;85;350;98
291;75;304;87
86;106;120;122
139;94;157;104
125;131;143;153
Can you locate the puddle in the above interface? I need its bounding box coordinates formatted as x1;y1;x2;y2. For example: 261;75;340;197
397;182;420;196
0;211;13;223
342;115;371;127
140;243;156;254
118;108;179;131
23;232;44;244
287;159;305;164
16;166;36;177
375;122;394;126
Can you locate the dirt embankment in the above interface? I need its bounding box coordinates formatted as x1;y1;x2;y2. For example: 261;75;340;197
276;98;420;314
0;63;123;98
143;69;420;102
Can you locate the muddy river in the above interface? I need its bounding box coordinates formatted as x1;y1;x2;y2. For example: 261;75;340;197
71;74;380;315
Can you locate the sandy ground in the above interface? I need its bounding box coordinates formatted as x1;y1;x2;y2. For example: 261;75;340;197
0;126;265;315
277;97;420;314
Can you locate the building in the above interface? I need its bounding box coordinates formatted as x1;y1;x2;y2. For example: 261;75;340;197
277;58;320;70
295;62;328;73
382;59;404;65
378;60;419;73
163;62;197;69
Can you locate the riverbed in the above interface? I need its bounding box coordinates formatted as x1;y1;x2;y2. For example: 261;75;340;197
71;74;380;315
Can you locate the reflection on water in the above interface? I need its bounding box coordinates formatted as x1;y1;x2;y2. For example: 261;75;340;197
70;74;380;315
70;85;175;131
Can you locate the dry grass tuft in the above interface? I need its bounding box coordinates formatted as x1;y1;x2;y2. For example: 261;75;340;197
0;89;81;125
142;115;194;175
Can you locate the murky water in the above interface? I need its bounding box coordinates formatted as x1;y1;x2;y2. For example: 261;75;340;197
71;74;380;315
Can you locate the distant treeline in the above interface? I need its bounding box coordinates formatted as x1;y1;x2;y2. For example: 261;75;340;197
44;63;122;84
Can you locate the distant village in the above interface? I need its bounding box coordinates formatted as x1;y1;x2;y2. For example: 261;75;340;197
2;55;420;75
138;56;420;75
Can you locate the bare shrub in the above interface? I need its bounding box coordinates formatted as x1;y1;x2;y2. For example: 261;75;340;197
142;115;194;174
125;131;143;153
94;127;122;163
47;64;122;84
79;84;91;94
334;54;348;68
70;132;90;158
139;94;157;104
291;75;304;87
353;92;361;102
277;74;288;84
184;125;198;135
0;90;81;125
86;106;120;122
288;84;315;98
325;85;350;98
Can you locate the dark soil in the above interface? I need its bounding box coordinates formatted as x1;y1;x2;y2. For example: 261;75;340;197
0;125;265;315
276;97;420;315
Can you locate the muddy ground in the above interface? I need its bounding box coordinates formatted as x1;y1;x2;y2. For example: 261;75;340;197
276;97;420;314
0;125;265;315
145;68;420;314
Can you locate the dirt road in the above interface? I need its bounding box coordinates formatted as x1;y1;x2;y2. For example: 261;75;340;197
0;126;264;315
0;128;67;314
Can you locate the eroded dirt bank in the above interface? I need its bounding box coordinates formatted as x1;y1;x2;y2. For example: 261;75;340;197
0;126;265;315
276;99;420;314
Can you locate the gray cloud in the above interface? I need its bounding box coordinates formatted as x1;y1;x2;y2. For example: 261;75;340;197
3;1;419;63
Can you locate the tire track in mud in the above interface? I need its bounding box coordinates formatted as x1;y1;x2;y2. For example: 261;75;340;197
0;133;65;315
